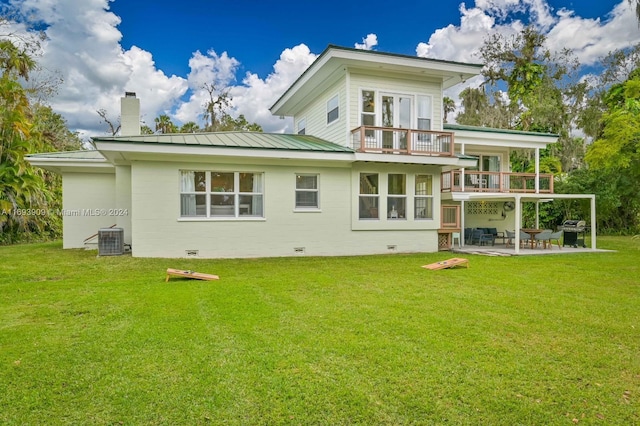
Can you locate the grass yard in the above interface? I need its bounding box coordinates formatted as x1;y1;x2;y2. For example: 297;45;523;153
1;238;639;424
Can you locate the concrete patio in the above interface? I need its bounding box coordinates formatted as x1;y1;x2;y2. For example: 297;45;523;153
451;243;613;256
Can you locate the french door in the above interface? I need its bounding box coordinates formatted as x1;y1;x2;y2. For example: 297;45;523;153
381;94;412;151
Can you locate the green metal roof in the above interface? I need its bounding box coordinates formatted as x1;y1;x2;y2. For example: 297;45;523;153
444;123;558;138
26;150;106;160
92;132;354;153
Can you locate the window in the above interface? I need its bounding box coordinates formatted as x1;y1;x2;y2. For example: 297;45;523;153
359;173;379;219
416;96;432;148
417;96;432;131
414;174;433;219
361;90;376;141
465;154;501;189
327;94;339;124
387;174;406;219
180;171;207;217
180;170;263;218
295;174;319;209
297;118;306;135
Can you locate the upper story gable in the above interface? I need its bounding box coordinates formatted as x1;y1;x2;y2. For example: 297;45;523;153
270;45;483;148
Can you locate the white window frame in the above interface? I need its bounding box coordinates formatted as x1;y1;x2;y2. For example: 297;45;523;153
327;94;339;124
294;173;320;210
297;117;306;135
414;174;434;220
179;170;264;219
387;173;407;220
359;172;379;220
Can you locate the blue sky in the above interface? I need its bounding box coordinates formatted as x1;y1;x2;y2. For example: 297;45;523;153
4;0;639;137
110;0;622;79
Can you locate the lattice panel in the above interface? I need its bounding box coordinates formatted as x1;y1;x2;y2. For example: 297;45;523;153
438;233;450;250
466;201;500;215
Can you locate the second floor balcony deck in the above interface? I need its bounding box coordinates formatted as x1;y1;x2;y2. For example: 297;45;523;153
441;170;554;194
351;126;455;156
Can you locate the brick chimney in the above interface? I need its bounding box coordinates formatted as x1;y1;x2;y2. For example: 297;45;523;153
120;92;140;136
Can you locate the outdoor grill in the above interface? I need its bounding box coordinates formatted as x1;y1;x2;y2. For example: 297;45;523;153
560;220;586;248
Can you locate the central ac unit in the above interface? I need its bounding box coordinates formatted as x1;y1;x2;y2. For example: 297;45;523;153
98;227;124;256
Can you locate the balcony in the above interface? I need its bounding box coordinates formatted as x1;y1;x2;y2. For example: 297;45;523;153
441;170;554;194
351;126;455;156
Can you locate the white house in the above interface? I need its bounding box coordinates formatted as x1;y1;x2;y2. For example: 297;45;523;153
28;45;596;258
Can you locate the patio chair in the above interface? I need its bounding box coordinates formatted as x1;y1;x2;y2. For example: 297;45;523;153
534;229;553;249
505;230;515;248
464;228;473;244
548;230;563;249
471;228;494;246
519;230;533;249
486;227;504;244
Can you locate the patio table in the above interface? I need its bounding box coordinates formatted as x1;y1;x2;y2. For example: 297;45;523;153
521;228;543;249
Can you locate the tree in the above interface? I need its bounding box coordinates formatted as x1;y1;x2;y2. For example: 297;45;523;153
200;82;262;132
456;87;514;128
97;108;120;136
154;114;177;134
442;97;455;123
0;38;50;243
578;44;640;142
468;26;588;178
202;82;232;132
32;104;82;151
216;114;263;132
179;121;200;133
631;0;640;23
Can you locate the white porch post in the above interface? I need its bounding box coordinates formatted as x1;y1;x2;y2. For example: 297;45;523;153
514;194;522;254
591;195;597;249
535;147;540;194
461;201;466;247
461;142;466;192
535;200;540;229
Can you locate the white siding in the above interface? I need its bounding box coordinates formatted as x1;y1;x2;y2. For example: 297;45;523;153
129;160;438;258
61;172;116;248
348;71;443;131
295;78;348;146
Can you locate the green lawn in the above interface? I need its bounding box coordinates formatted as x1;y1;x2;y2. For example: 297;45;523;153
1;238;639;424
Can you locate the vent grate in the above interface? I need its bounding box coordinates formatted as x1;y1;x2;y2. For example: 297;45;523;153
98;228;124;256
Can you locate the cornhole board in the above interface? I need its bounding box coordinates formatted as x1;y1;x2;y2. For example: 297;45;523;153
165;268;219;282
422;258;469;270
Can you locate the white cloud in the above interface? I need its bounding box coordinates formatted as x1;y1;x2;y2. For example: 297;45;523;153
4;0;639;138
355;34;378;50
418;0;640;122
174;44;316;133
6;0;188;138
545;1;640;66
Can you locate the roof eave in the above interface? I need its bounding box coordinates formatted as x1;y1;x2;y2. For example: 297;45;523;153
271;45;483;117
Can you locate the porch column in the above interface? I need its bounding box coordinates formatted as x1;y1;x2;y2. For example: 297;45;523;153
590;195;597;249
535;201;540;229
514;194;522;254
461;142;466;192
461;201;466;247
535;148;540;194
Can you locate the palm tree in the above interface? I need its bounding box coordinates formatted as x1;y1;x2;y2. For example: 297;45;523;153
154;114;177;134
443;97;456;123
0;39;51;242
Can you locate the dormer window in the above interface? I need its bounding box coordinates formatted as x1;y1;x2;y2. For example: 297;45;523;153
327;95;339;124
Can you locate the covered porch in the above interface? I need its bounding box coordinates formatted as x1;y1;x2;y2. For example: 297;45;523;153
440;193;597;254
